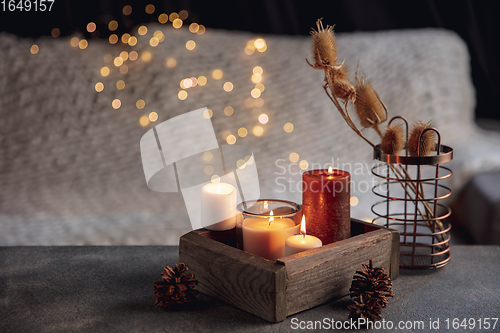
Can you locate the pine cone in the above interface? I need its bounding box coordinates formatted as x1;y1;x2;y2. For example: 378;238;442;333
349;260;394;308
348;295;383;322
153;263;197;309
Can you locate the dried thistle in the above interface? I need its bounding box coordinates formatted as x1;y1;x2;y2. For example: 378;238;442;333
307;18;338;70
381;124;405;155
408;121;436;156
354;74;387;136
326;66;356;102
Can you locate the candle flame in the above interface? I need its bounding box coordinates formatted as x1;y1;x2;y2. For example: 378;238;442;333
264;200;268;210
328;166;333;174
216;184;221;194
268;210;274;226
300;215;306;237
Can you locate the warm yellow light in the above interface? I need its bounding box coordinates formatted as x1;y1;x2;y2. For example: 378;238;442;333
172;18;183;29
121;33;130;44
51;28;60;37
254;38;265;49
255;83;265;92
70;37;79;47
251;75;262;84
253;66;263;76
119;65;128;74
253;125;264;137
238;127;248;137
204;165;214;175
244;98;254;108
299;160;309;170
154;30;163;39
145;4;155;14
120;51;129;61
254;98;264;108
129;51;138;61
123;5;132;15
178;90;188;100
114;57;123;67
224;106;234;116
138;26;148;36
284;122;294;133
95;82;104;92
158;13;168;24
169;12;179;21
245;155;254;165
150;37;159;47
78;39;88;49
190;77;198;87
226;134;236;145
203;109;213;119
136;99;145;109
30;44;39;54
148;112;159;122
258;114;269;124
300;216;307;235
350;197;359;207
211;175;221;183
116;80;125;90
128;36;137;46
197;25;206;35
289;152;299;163
179;10;188;19
236;159;246;169
223;82;234;92
269;210;274;223
166;58;177;68
108;20;118;31
108;34;118;44
257;44;267;52
100;67;110;77
112;99;121;109
212;69;223;80
198;76;207;85
180;78;192;89
86;22;96;33
186;40;196;50
244;45;255;55
203;151;213;162
328;166;334;174
139;116;149;127
251;88;261;98
141;51;152;62
189;23;199;33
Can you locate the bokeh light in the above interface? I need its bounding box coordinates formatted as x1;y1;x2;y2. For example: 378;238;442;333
136;99;145;109
129;51;138;61
121;33;130;44
350;197;359;207
108;20;118;31
145;4;155;14
123;5;132;15
86;22;96;33
255;83;265;92
149;112;159;122
253;126;264;137
114;57;123;67
128;36;137;46
203;109;213;119
166;58;177;68
223;82;234;92
211;175;221;183
284;122;294;133
244;98;254;108
236;159;246;169
141;51;152;62
178;90;188;100
251;88;261;98
253;66;263;76
116;80;125;90
150;37;159;47
30;44;39;54
189;23;199;33
198;76;207;85
109;34;118;44
299;160;309;170
95;82;104;92
138;26;148;36
254;98;264;107
203;151;213;162
179;10;188;19
212;69;223;80
238;127;248;137
119;65;128;74
139;116;149;127
226;135;236;145
172;18;183;29
78;39;88;49
169;12;179;21
120;51;129;61
158;13;168;24
289;152;299;163
186;40;196;50
224;106;234;116
197;25;206;35
258;114;269;124
251;75;262;84
51;28;60;37
70;37;79;47
100;67;110;77
112;99;121;109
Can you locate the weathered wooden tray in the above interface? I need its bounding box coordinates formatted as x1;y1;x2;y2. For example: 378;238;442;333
179;218;399;323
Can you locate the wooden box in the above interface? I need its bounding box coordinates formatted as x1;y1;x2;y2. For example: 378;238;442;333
179;218;399;323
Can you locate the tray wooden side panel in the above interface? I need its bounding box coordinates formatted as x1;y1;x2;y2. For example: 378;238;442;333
179;230;287;322
278;228;395;316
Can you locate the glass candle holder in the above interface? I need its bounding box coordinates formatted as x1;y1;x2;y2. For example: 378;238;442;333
236;199;302;261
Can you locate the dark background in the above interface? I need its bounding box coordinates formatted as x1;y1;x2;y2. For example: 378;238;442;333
1;0;498;121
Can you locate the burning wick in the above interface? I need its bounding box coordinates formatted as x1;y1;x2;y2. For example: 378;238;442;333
300;215;307;238
268;210;274;226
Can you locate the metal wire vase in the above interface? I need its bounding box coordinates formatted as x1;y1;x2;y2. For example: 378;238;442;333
371;117;453;269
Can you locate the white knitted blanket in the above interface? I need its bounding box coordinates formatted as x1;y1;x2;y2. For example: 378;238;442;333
1;25;499;245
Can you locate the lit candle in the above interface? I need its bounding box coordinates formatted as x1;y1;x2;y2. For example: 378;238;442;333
242;210;300;261
201;182;237;231
302;166;350;244
285;216;322;256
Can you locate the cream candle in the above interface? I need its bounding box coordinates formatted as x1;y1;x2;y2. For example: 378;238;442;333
201;182;237;231
285;216;323;256
242;210;300;261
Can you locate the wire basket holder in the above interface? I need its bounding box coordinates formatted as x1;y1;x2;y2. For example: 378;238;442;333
371;116;453;269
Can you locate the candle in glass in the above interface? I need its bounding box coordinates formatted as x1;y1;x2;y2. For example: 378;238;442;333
285;216;322;256
201;182;237;231
302;166;350;244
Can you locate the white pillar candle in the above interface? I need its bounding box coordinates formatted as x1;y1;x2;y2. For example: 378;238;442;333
201;182;237;231
242;211;300;261
285;216;322;256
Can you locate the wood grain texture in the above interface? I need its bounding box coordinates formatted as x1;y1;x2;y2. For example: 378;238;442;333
278;228;394;316
179;230;287;322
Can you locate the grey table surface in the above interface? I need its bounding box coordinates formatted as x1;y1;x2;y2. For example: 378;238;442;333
0;245;499;333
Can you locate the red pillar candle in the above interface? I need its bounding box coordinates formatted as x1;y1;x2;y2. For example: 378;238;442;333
302;167;351;245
